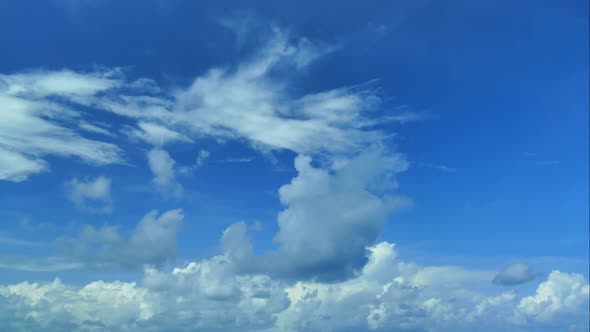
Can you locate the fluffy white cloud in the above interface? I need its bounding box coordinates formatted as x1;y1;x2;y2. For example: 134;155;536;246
514;270;590;328
231;148;410;280
64;176;112;213
1;237;588;332
58;209;183;268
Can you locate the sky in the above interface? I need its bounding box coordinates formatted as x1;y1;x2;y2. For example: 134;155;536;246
0;0;588;331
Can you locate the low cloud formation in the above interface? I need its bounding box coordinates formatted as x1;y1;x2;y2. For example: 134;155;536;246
261;149;410;280
58;209;183;268
493;263;536;286
1;239;588;331
64;176;113;213
514;271;590;328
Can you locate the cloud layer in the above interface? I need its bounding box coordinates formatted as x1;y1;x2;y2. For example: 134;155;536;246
1;238;588;331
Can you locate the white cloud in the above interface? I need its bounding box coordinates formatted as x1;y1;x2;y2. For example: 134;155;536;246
493;263;536;285
254;148;410;280
0;30;398;184
78;121;113;136
124;121;191;146
0;71;124;182
420;162;457;173
172;53;386;157
0;69;121;98
58;209;183;268
514;270;590;327
383;110;428;124
147;148;182;197
196;149;210;167
64;29;389;160
2;26;587;332
0;146;46;182
64;176;112;213
1;236;589;331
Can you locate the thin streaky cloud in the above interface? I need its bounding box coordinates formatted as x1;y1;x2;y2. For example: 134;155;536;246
420;162;457;172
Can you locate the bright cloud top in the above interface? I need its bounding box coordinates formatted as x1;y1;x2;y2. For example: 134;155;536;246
1;238;588;332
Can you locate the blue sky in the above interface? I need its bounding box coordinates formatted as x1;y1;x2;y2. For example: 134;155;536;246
0;1;588;331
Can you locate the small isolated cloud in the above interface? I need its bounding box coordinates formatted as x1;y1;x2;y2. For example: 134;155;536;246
59;209;183;268
124;121;191;146
64;176;112;213
177;149;212;175
147;148;182;198
214;157;255;163
420;162;457;173
78;121;113;136
493;263;536;285
384;111;428;124
196;149;210;167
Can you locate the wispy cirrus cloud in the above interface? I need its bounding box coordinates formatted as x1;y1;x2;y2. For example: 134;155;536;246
420;162;457;172
0;28;400;186
0;70;125;182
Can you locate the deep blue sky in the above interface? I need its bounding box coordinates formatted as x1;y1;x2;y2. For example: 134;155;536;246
0;2;588;330
2;0;586;270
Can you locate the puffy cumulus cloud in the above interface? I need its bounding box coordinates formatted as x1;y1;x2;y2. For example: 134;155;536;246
513;271;590;328
0;278;156;331
58;209;183;268
142;257;290;330
64;176;113;213
273;243;589;332
243;148;410;280
493;263;536;286
1;239;589;331
147;148;183;197
0;251;289;331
